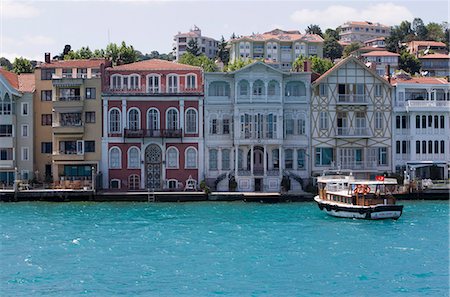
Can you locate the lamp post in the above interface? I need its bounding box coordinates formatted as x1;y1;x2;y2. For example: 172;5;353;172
91;166;95;193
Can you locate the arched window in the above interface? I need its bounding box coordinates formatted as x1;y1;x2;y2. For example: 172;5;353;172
147;108;160;131
128;174;140;190
185;108;198;133
166;147;179;169
285;149;293;169
127;108;140;130
147;75;160;93
128;147;140;169
167;75;179;93
285;81;306;97
253;80;265;96
109;108;121;133
109;147;121;169
267;80;279;96
186;74;197;90
208;81;230;96
185;147;197;169
209;149;218;170
129;74;140;90
238;80;249;96
111;74;122;90
167;179;179;189
166;108;179;130
222;149;230;170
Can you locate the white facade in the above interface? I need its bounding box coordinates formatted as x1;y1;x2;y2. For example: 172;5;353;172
339;21;390;44
392;76;450;180
173;25;219;60
310;57;394;178
205;62;311;192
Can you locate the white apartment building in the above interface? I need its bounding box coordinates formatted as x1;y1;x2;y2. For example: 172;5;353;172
173;25;219;60
0;70;35;186
361;51;400;76
228;29;324;71
391;74;450;180
310;57;393;178
339;21;390;44
204;62;311;192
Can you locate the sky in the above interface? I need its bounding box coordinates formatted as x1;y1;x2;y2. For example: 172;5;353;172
1;0;449;62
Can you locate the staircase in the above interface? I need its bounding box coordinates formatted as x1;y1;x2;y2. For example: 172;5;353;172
284;170;305;192
214;172;228;190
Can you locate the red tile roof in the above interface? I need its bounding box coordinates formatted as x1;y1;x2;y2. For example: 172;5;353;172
108;59;202;71
419;53;450;59
409;41;446;47
39;59;107;69
233;29;323;43
362;51;400;57
364;37;385;43
18;74;35;92
0;68;19;89
344;21;389;28
391;77;449;85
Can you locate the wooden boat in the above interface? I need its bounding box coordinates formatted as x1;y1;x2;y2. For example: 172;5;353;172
314;173;403;220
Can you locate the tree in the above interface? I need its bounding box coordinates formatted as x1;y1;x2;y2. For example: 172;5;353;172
230;32;237;40
216;36;230;65
399;51;421;74
292;55;334;75
105;43;120;64
12;57;33;74
186;39;201;56
323;37;343;60
118;41;138;64
343;42;361;57
324;28;339;40
412;18;428;40
224;58;255;72
0;57;13;71
305;24;323;37
178;52;217;72
426;22;445;41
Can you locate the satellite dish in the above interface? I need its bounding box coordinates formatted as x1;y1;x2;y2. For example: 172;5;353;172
423;49;429;55
421;71;428;76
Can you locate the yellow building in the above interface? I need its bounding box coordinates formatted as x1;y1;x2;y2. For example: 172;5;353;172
34;55;110;189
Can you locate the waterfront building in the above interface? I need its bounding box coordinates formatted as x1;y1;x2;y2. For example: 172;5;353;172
339;21;390;44
391;73;450;180
364;37;386;48
361;51;400;76
34;55;108;188
228;29;324;71
173;25;218;60
407;41;447;57
204;61;311;192
310;56;394;178
0;70;35;186
101;59;204;190
418;53;450;77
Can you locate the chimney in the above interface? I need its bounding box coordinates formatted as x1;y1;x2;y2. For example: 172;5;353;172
45;52;51;63
303;60;311;72
385;64;391;83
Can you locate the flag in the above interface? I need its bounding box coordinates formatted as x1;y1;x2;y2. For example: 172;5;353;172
375;175;385;181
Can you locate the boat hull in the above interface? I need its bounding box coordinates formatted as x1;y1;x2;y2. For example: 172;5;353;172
314;196;403;220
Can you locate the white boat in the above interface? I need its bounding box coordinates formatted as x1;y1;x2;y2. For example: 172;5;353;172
314;173;403;220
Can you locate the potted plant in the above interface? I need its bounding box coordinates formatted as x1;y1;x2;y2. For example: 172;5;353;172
229;177;237;192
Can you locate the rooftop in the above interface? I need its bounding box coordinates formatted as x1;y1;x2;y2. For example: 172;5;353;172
232;29;323;43
409;41;447;47
0;68;19;89
107;59;202;71
419;53;450;59
342;21;389;28
361;51;400;57
39;59;108;69
18;73;36;92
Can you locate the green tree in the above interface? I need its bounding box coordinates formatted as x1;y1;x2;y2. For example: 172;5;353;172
412;18;428;40
118;41;138;64
343;42;361;57
426;22;445;41
0;57;13;70
324;28;340;40
93;49;105;58
292;55;334;75
186;39;201;56
323;37;343;60
178;52;217;72
216;36;230;65
224;58;255;72
305;24;323;37
12;57;33;74
399;51;421;74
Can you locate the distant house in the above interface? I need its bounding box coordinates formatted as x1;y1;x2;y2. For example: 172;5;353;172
339;21;390;44
361;51;400;76
173;25;218;61
418;53;450;77
364;37;386;48
407;41;447;57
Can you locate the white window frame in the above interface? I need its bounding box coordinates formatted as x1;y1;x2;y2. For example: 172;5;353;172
21;147;29;161
128;174;140;190
111;74;123;90
167;74;179;93
185;147;198;169
319;112;328;130
209;149;218;170
147;74;160;93
109;108;122;133
166;147;179;169
127;146;140;169
109;146;122;169
21;102;29;116
127;108;141;130
110;179;121;189
375;112;383;130
185;108;198;134
147;108;160;130
185;73;197;90
166;108;179;130
222;148;231;170
129;74;140;90
21;124;29;137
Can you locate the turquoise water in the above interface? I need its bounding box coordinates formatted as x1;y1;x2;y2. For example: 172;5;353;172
0;201;448;296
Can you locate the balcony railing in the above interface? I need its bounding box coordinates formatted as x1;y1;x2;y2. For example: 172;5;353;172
337;127;370;137
104;86;203;95
406;100;450;108
55;96;82;101
332;161;379;170
124;129;182;138
337;94;367;104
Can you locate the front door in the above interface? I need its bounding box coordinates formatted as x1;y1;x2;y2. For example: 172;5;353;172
145;144;162;190
255;178;262;192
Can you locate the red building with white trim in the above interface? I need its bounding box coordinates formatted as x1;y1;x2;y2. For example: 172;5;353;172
101;59;204;190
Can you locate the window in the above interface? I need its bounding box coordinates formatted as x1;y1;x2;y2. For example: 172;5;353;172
440;116;445;129
21;170;30;180
110;179;121;189
185;147;197;169
128;109;140;131
0;148;13;160
422;141;427;154
297;149;306;169
91;68;101;78
128;147;140;169
0;125;12;137
416;141;420;154
285;81;306;97
167;75;178;93
272;149;279;169
208;81;230;97
209;149;218;170
415;115;420;128
223;119;230;134
41;114;52;126
222;149;230;170
21;103;29;116
375;112;383;130
168;179;178;189
210;118;218;134
21;125;28;137
239;80;249;96
253;80;264;96
266;114;277;138
434;116;439;129
319;112;328;130
128;175;140;190
375;84;382;96
85;88;96;99
166;109;179;130
434;141;439;154
285;114;294;135
186;74;196;89
129;75;140;90
109;109;121;133
319;84;328;96
441;141;445;154
77;68;87;78
22;147;29;161
268;80;278;96
41;68;55;80
422;116;426;129
396;141;401;154
166;147;179;168
378;147;387;165
147;75;160;93
111;75;122;90
285;149;293;169
41;90;52;101
298;118;306;135
84;141;95;153
41;142;52;154
428;140;433;154
147;108;160;130
109;147;121;169
85;112;96;123
1;94;11;115
315;148;333;166
185;109;197;133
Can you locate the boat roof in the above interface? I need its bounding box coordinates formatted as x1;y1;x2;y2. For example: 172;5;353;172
349;179;398;185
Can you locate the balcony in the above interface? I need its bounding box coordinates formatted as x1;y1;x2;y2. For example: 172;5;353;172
104;86;203;96
336;127;370;138
53;96;84;109
406;100;450;111
124;129;182;138
53;152;85;161
0;160;14;169
52;77;84;86
337;94;368;104
52;122;84;134
332;161;379;170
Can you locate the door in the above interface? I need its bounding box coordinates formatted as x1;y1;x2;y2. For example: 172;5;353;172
255;178;262;192
145;144;162;190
